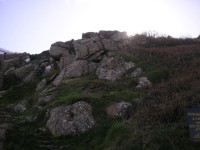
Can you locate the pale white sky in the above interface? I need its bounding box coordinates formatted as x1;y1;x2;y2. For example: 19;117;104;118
0;0;200;54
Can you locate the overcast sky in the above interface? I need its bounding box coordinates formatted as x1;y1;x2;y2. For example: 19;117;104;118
0;0;200;54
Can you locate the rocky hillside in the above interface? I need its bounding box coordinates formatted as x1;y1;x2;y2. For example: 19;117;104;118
0;31;200;150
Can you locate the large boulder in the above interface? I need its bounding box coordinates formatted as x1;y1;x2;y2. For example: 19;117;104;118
49;41;75;59
96;57;135;81
53;60;97;86
15;64;35;80
46;101;95;136
102;39;119;52
106;101;132;119
59;56;75;70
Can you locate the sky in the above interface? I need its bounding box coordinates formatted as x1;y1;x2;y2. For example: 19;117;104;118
0;0;200;54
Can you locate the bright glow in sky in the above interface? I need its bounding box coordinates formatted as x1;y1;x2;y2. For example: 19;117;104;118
0;0;200;54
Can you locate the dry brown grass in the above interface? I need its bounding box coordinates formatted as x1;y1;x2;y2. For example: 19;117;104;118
131;44;200;123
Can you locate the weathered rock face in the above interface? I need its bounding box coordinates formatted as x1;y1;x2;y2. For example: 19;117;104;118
46;101;95;136
96;57;135;81
106;101;132;119
73;36;104;61
15;64;35;80
53;60;98;86
49;41;75;59
136;77;152;88
59;56;75;70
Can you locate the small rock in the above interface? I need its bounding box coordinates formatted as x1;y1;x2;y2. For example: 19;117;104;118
106;101;132;119
131;67;142;77
136;77;152;88
14;103;26;113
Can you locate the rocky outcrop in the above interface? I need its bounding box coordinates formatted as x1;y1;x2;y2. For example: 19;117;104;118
59;56;74;70
96;57;135;81
48;31;136;84
106;101;132;119
46;101;95;136
73;36;104;61
3;58;20;71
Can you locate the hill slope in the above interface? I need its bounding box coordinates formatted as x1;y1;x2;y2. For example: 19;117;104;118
1;31;200;150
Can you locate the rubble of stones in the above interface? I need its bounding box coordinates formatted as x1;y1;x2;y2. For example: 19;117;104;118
0;30;152;137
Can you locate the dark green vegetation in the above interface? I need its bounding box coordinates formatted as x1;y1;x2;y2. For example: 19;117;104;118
1;37;200;149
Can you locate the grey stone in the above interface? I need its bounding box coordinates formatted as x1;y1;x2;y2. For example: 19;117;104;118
59;55;75;70
46;101;95;136
131;67;142;77
102;39;118;51
49;41;75;59
96;57;135;81
64;60;89;78
106;101;132;119
53;60;94;86
74;36;104;61
14;103;26;113
136;77;152;88
3;58;20;71
15;64;35;80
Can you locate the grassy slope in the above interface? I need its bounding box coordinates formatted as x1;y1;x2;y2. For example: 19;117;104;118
1;42;200;149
